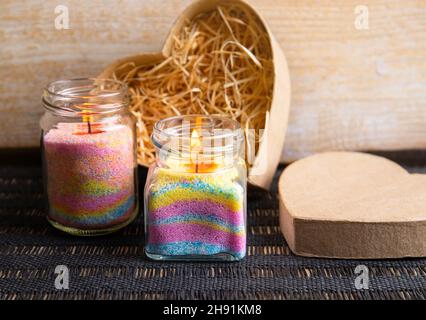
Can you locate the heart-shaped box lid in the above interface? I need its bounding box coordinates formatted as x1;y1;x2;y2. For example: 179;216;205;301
279;152;426;259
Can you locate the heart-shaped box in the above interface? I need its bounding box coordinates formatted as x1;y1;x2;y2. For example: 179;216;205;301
279;152;426;259
99;0;291;189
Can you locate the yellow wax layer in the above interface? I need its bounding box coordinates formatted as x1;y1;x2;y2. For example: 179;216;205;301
148;167;244;212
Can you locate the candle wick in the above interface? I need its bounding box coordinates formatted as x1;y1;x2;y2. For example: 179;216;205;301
81;108;93;134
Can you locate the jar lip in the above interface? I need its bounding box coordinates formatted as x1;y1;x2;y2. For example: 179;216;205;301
42;78;129;116
153;115;243;138
152;115;245;157
44;78;127;99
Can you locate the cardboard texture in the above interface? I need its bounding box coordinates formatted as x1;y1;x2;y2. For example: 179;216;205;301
279;152;426;259
99;0;291;190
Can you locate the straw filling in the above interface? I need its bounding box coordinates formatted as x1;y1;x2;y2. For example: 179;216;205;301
109;3;274;167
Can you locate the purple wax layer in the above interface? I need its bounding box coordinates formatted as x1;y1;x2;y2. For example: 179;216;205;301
148;200;244;226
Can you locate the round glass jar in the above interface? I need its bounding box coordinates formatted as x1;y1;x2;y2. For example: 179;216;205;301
144;115;247;261
40;78;139;236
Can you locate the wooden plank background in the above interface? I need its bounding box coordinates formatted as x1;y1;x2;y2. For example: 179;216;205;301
1;0;425;161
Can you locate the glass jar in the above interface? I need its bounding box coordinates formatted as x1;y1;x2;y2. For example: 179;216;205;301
144;115;247;261
40;78;139;236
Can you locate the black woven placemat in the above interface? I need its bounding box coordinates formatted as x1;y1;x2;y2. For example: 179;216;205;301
0;152;425;300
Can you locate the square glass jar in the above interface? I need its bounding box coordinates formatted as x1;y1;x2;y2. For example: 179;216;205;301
144;115;247;261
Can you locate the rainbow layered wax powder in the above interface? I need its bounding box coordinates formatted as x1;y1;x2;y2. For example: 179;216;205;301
144;115;247;261
146;168;246;259
43;124;136;230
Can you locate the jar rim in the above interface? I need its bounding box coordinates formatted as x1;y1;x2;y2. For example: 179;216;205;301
42;78;128;116
152;115;245;160
153;115;244;141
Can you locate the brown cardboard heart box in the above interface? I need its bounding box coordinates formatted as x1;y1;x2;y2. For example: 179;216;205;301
279;152;426;259
98;0;291;189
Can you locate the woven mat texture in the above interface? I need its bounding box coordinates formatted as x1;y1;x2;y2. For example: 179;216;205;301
0;152;425;300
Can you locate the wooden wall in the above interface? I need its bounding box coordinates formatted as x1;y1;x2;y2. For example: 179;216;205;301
1;0;425;161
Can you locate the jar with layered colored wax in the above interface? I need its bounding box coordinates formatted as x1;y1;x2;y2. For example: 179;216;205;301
144;115;247;261
40;78;138;236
